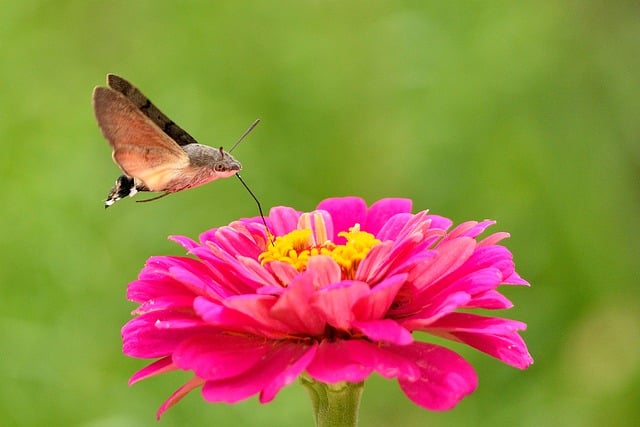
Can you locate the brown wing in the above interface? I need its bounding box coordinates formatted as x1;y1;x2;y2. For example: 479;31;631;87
106;74;199;147
93;86;190;192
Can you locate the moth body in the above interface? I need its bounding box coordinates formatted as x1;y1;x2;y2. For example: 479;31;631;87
157;144;242;193
93;74;242;208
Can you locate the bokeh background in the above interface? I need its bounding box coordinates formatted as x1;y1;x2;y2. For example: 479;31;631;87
1;1;638;426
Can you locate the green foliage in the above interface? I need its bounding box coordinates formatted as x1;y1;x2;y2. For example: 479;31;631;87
1;1;638;426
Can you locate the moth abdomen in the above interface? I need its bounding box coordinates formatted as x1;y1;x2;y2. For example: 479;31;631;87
105;175;146;208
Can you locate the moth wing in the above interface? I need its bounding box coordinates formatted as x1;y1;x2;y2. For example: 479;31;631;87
93;86;189;192
106;74;199;147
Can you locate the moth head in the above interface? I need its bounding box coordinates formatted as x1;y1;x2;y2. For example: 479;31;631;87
213;146;242;173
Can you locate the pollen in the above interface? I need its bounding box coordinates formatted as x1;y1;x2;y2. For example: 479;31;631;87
258;212;380;279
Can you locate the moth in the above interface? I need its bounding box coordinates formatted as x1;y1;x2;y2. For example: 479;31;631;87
93;74;259;208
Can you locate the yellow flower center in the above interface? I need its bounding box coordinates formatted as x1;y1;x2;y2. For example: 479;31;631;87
258;212;380;279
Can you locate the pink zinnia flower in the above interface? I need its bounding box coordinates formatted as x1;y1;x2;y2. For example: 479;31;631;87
122;197;532;418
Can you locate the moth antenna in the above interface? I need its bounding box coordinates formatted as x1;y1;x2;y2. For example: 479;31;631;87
235;173;274;246
136;192;171;203
229;119;261;153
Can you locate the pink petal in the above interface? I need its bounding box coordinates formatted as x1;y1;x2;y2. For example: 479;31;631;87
422;313;533;369
306;340;420;383
316;197;367;242
265;260;300;286
270;272;326;335
409;267;504;313
198;227;220;246
352;319;413;345
173;333;274;380
126;276;193;307
268;206;301;237
457;245;518;286
376;213;413;241
347;341;420;380
157;377;205;419
303;209;335;244
359;233;428;284
451;330;533;369
260;345;318;402
409;238;476;289
196;244;268;294
194;295;288;338
311;281;370;329
172;248;244;296
129;356;176;385
449;267;504;295
391;342;478;410
421;312;527;334
503;270;529;286
214;225;263;260
352;273;407;320
356;241;393;281
306;255;341;287
235;255;281;288
446;220;495;240
393;211;431;242
465;289;513;309
167;259;232;299
411;246;525;310
132;294;195;315
201;342;315;403
169;235;200;252
445;221;479;239
222;295;289;333
424;214;453;232
122;311;210;358
399;291;472;325
241;220;272;249
363;198;413;236
305;340;373;383
478;231;510;247
140;255;231;300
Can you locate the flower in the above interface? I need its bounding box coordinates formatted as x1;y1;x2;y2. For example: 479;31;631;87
122;197;532;418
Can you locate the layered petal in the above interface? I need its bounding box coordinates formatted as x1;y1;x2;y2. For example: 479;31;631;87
418;313;533;369
316;197;367;242
121;197;531;418
200;341;316;404
392;342;478;410
306;340;421;383
122;311;210;358
362;198;413;236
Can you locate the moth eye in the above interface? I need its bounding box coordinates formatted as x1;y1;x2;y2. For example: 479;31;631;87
214;164;225;172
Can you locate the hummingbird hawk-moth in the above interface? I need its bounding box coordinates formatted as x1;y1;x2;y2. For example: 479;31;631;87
93;74;258;208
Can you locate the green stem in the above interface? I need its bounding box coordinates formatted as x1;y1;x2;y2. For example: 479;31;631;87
300;377;364;427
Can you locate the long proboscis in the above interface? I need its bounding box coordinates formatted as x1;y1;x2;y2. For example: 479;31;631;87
228;119;273;244
235;173;274;245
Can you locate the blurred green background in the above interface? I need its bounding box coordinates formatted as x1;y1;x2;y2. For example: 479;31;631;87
1;1;638;426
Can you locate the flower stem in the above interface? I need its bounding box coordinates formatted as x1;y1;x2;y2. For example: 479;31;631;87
301;377;364;427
